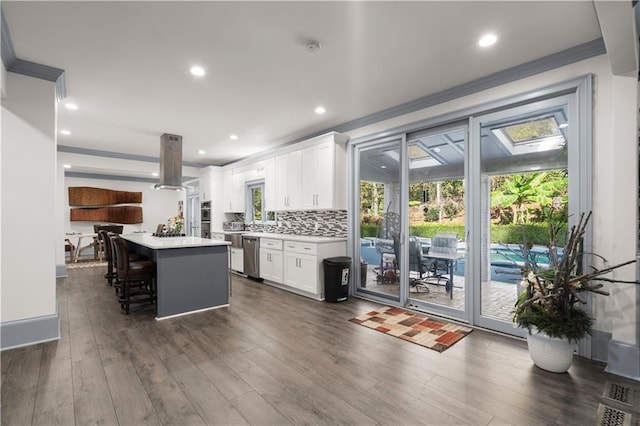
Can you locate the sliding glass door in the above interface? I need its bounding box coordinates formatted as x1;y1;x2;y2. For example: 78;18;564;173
356;137;403;303
405;124;468;319
350;76;591;338
472;96;572;334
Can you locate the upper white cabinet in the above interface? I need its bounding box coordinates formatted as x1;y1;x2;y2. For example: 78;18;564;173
301;139;346;210
263;158;276;212
275;150;302;211
223;169;245;212
200;171;212;202
275;132;347;211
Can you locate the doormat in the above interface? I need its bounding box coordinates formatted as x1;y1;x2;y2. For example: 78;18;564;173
349;307;473;352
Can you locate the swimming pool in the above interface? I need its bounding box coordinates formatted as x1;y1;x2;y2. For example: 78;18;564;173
359;238;558;284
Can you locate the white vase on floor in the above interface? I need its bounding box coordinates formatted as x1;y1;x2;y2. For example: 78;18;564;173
525;328;575;373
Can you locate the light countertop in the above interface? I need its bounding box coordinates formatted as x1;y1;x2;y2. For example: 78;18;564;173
241;232;347;244
122;233;230;249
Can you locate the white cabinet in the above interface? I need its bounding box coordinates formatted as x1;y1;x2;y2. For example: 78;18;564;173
274;150;302;210
200;171;212;202
283;250;318;294
284;240;328;299
223;169;246;213
259;238;283;283
230;247;244;273
260;248;283;283
263;158;276;212
301;138;347;210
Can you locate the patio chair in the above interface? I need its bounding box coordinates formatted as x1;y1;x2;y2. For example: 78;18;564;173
392;235;430;292
423;233;458;291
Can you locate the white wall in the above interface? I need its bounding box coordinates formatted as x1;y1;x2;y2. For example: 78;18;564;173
345;54;639;345
1;73;57;322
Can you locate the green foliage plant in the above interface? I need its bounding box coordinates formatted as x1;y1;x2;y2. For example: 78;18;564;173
513;211;639;342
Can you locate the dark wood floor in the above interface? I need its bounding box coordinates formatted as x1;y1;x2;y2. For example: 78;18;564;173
1;266;637;425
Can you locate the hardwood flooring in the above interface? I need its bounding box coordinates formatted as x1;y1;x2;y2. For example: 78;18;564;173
1;266;637;425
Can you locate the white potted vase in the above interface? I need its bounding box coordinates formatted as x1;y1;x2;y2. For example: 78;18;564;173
524;327;575;373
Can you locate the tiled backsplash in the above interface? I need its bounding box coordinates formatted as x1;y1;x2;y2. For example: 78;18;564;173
245;210;347;238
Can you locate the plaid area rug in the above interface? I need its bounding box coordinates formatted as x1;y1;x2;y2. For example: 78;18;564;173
349;307;473;352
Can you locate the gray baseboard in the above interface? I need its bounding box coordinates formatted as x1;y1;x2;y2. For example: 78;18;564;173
56;264;67;278
605;340;640;381
590;329;612;362
1;308;60;351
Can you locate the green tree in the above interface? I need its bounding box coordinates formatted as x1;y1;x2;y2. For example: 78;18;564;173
491;172;567;225
360;181;384;216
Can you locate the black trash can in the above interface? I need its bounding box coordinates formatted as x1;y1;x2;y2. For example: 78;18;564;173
323;256;352;302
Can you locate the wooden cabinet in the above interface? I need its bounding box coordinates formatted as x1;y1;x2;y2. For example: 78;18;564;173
230;247;244;273
274;150;302;211
259;238;283;283
223;169;245;212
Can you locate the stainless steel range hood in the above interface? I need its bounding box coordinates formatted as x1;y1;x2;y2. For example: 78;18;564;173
154;133;187;190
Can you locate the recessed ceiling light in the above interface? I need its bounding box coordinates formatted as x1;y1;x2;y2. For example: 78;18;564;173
478;33;497;47
63;164;71;169
60;129;71;135
198;150;206;155
152;172;159;177
432;147;441;153
315;106;326;114
380;165;387;169
190;66;205;77
559;123;569;129
229;134;238;140
65;103;79;110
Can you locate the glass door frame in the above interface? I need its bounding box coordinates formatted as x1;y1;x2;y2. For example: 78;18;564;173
405;121;469;321
350;134;408;306
348;75;592;345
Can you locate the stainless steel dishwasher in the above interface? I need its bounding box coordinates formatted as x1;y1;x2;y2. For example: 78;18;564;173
243;236;261;280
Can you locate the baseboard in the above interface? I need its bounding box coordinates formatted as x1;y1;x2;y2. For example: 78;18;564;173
1;308;60;351
605;340;640;381
56;264;67;278
590;329;612;362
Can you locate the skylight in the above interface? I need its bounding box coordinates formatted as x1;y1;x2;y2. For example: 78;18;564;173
502;117;561;144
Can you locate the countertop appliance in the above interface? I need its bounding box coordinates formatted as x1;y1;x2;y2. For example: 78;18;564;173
243;235;260;280
223;221;245;231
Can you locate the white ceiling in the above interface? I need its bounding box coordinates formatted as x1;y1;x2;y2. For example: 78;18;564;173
3;1;603;168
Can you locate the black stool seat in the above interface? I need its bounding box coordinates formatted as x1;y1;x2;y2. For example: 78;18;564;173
112;236;156;314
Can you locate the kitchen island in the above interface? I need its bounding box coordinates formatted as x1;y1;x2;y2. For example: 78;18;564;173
122;234;230;319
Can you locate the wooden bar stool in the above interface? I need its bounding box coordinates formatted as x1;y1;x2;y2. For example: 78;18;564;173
111;236;156;314
105;232;147;287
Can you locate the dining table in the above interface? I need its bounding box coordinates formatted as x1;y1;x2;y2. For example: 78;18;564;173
65;233;99;263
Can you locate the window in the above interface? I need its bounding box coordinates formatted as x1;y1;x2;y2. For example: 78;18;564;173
246;180;275;223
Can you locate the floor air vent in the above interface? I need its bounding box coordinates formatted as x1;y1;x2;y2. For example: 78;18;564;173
596;403;632;426
604;382;633;407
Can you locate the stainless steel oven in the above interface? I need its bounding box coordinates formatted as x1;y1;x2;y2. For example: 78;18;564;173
201;207;211;221
201;222;210;239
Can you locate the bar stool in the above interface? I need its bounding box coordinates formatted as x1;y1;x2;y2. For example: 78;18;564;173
111;236;156;314
102;231;146;287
